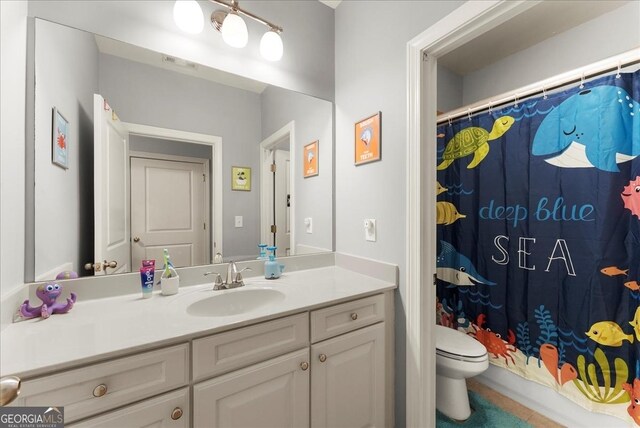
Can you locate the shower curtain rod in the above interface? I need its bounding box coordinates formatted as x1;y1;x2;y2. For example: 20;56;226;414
436;48;640;125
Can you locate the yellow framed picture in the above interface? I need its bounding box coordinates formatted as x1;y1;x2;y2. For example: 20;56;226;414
231;166;251;191
304;140;319;178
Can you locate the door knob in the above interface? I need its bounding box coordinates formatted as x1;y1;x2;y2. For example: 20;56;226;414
102;260;117;270
133;237;140;243
84;262;102;272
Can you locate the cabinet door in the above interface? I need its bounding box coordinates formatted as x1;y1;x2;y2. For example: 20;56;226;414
311;323;385;428
68;388;189;428
194;348;310;428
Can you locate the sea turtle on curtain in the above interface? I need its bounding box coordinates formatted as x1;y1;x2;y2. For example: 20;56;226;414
532;85;640;172
437;116;515;170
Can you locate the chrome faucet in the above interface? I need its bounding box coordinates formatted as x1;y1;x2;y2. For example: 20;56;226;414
204;261;251;290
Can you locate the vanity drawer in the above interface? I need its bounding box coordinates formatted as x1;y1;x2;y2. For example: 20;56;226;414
12;344;189;423
311;294;385;343
193;312;308;381
69;387;189;428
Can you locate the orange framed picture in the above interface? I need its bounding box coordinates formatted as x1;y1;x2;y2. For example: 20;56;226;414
303;140;319;178
354;111;381;166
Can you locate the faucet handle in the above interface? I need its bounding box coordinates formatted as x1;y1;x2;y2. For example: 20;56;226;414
234;267;252;284
204;272;225;290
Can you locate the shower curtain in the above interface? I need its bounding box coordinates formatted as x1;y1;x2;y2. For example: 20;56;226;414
435;69;640;424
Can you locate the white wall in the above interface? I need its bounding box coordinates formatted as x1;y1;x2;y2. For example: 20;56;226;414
260;86;333;254
334;2;465;426
33;19;98;280
0;1;28;297
462;1;640;105
27;1;335;101
98;53;262;260
436;64;463;113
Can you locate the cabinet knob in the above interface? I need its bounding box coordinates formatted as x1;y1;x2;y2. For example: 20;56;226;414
93;384;107;397
319;354;327;363
300;361;309;371
350;313;358;321
133;237;140;243
171;407;183;420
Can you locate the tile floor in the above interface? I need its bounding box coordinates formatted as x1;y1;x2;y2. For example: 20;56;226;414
467;379;565;428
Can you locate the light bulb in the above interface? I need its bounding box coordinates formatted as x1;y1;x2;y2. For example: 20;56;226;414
260;30;283;61
173;0;204;34
221;12;248;48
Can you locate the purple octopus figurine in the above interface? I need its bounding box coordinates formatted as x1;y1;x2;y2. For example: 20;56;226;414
20;283;77;319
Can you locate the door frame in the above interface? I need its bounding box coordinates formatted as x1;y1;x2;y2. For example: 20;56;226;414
122;122;223;262
404;1;539;426
259;121;296;255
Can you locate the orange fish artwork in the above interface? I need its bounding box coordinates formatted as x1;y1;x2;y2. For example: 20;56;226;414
622;177;640;218
600;266;629;277
625;281;640;291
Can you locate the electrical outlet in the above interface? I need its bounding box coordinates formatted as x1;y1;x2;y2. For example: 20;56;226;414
364;219;376;242
235;216;243;228
305;217;313;233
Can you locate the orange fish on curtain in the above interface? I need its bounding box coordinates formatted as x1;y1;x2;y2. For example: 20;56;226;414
623;379;640;425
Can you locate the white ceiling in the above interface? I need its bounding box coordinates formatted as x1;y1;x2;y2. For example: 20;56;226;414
319;0;341;9
94;35;268;94
438;1;630;76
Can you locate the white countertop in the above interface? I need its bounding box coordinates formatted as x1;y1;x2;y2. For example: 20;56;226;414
0;266;396;378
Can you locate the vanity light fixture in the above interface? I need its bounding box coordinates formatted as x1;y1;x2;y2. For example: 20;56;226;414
173;0;284;61
173;0;205;34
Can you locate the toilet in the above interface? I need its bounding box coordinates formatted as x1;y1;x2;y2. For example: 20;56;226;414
435;324;489;421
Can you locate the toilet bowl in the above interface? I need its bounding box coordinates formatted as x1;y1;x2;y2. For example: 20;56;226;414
435;324;489;421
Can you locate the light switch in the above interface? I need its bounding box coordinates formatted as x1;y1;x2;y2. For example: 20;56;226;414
305;217;313;233
364;219;376;242
235;216;243;228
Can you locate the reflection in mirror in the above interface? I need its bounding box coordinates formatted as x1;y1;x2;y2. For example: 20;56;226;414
28;19;333;282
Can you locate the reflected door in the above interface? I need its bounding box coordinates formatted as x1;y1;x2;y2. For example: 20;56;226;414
130;157;207;269
274;150;290;255
93;94;130;275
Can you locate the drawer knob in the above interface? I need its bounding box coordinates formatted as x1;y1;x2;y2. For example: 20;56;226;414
350;313;358;321
171;407;183;420
93;384;107;397
319;354;327;363
300;361;309;371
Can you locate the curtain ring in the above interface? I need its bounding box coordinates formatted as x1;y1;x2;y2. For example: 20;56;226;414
616;61;622;79
447;116;452;127
542;87;547;100
514;93;519;108
579;73;585;89
467;109;472;122
488;101;493;115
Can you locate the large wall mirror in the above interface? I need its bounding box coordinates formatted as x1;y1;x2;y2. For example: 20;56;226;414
26;18;334;282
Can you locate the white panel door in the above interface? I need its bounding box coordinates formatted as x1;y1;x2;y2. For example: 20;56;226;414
275;149;290;255
130;157;206;269
93;94;130;275
311;323;385;428
194;348;310;428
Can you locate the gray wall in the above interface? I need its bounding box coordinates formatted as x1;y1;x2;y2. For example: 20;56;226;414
27;1;335;101
33;19;98;279
436;64;463;113
99;53;262;260
0;1;28;296
261;86;333;253
462;1;640;105
334;2;465;426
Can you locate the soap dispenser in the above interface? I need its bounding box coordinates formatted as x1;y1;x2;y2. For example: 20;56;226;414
264;246;285;279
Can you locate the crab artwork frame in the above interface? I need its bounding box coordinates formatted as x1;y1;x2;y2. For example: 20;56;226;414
52;107;69;169
354;111;381;166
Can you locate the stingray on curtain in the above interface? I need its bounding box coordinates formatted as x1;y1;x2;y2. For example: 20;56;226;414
435;69;640;424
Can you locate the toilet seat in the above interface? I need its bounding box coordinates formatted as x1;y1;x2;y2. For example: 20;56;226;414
435;324;487;362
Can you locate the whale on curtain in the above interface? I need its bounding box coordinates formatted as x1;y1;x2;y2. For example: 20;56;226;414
532;85;640;172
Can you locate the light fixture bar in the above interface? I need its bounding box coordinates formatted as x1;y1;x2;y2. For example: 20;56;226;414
208;0;283;32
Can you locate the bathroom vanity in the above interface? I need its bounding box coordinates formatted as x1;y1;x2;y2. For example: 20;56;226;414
1;259;396;427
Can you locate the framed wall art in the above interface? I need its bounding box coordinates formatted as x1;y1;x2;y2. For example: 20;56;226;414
52;107;69;169
231;166;251;191
354;111;381;166
303;140;319;178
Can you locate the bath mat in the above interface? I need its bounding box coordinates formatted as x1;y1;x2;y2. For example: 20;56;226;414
436;391;532;427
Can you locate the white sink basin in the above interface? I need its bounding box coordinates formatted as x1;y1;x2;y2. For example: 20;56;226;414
187;288;285;317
